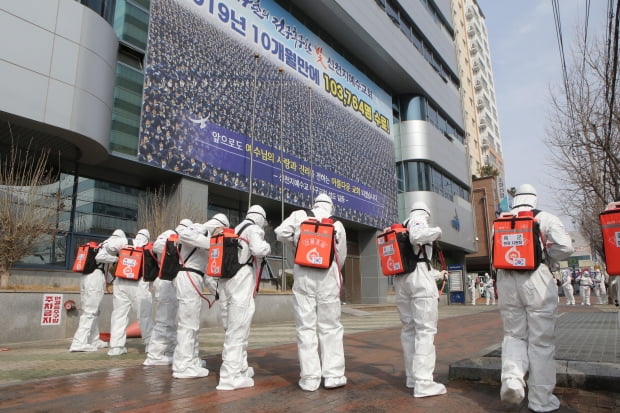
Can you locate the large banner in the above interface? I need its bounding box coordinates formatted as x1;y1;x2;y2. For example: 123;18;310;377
139;0;398;227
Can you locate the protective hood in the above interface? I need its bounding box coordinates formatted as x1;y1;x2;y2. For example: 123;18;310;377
111;229;126;238
134;229;150;247
204;213;230;234
410;201;431;216
313;193;333;216
407;201;431;227
511;184;537;211
246;205;267;228
175;218;193;233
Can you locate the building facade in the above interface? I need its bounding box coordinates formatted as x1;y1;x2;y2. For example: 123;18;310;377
1;0;474;303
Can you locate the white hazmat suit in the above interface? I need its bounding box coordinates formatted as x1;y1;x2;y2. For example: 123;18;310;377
497;184;573;412
468;275;477;305
143;219;192;366
393;201;447;398
484;273;496;305
577;271;594;306
108;229;153;356
593;270;607;304
561;270;575;305
172;217;225;378
275;194;347;391
217;207;271;391
70;229;127;352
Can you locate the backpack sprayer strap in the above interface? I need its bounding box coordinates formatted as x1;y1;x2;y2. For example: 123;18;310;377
178;245;216;307
417;244;432;271
181;267;204;277
434;242;448;296
253;258;266;297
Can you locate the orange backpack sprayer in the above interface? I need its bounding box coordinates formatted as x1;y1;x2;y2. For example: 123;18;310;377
114;245;144;280
492;210;544;271
72;242;100;273
141;242;159;282
600;201;620;275
206;223;252;278
376;224;416;276
294;211;336;269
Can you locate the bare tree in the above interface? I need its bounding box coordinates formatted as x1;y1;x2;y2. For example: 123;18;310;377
0;133;61;288
547;34;620;258
137;184;208;237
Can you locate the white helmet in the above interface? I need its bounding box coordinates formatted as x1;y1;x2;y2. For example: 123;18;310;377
314;193;333;207
204;213;229;235
515;184;537;197
175;218;193;233
211;213;229;228
112;229;126;238
247;205;267;228
313;193;334;215
133;229;150;247
409;201;430;216
136;229;150;241
512;184;537;210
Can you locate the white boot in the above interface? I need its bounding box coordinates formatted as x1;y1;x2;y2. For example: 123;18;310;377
298;377;321;391
500;378;525;405
217;375;254;390
324;376;347;389
413;380;447;398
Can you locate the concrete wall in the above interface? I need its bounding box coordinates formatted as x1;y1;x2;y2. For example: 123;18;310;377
2;270;294;345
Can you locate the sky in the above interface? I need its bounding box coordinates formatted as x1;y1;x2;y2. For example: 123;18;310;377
476;0;608;230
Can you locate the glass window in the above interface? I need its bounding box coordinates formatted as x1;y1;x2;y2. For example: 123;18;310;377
110;61;144;155
114;0;149;51
400;95;426;121
437;113;447;134
79;0;116;25
403;161;430;192
129;0;150;10
396;164;405;192
74;177;143;236
14;172;74;267
427;105;438;126
386;0;399;24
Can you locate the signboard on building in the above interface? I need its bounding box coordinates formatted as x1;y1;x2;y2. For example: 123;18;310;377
41;294;63;326
139;0;397;228
497;176;506;200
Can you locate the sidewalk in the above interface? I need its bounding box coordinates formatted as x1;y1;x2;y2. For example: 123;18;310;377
0;302;618;412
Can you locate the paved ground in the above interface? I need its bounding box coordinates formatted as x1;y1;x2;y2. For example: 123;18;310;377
0;300;619;412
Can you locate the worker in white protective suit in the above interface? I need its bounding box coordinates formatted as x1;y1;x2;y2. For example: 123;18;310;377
561;269;575;305
612;276;620;327
274;193;348;391
391;201;448;398
496;184;573;412
467;275;477;305
577;270;594;306
484;273;496;305
70;229;127;352
172;215;227;379
593;270;607;305
108;229;153;356
216;206;271;390
143;219;192;366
